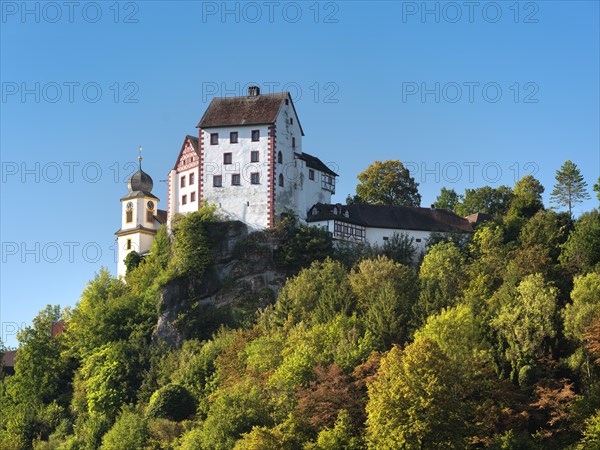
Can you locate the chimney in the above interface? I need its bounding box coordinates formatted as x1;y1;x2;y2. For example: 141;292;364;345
248;86;260;97
430;204;435;209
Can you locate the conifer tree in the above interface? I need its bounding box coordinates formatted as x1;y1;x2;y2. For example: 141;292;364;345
550;160;590;217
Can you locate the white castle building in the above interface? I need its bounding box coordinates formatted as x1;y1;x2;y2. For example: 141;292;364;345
116;87;474;277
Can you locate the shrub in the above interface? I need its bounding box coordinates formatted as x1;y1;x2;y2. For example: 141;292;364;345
146;384;196;422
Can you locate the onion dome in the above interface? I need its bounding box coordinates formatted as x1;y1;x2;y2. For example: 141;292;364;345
128;168;153;193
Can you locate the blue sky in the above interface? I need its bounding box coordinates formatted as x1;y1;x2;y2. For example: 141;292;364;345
1;0;598;347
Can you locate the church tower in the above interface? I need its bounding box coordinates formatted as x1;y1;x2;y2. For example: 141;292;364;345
115;149;165;278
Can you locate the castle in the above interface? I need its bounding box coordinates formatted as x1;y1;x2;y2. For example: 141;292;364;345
115;87;474;277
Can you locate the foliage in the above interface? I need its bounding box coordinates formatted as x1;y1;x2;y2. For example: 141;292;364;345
550;160;591;217
5;164;600;449
100;407;147;450
350;160;421;207
275;258;354;325
366;340;469;448
560;209;600;274
433;187;461;212
170;205;218;283
124;251;143;274
563;272;600;341
146;384;196;422
491;274;558;375
455;185;514;218
417;242;467;319
274;218;333;270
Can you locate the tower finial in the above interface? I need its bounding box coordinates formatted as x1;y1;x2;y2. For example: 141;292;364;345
138;146;143;169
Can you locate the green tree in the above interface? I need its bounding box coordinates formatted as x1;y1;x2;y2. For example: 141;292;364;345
170;205;218;282
509;175;545;218
100;407;147;450
433;187;462;212
414;304;489;369
417;242;467;319
79;341;143;419
455;185;514;218
124;251;143;274
146;384;196;422
559;210;600;274
275;259;354;325
491;274;558;376
199;379;272;450
578;410;600;449
366;339;468;449
563;272;600;342
8;305;69;406
550;160;590;217
594;177;600;201
351;160;421;207
274;220;333;270
66;269;144;359
381;232;416;264
304;410;362;450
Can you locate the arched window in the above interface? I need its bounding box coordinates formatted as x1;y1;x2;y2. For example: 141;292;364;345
277;151;283;164
126;202;133;223
278;173;284;187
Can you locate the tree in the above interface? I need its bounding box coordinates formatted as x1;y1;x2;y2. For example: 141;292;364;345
594;177;600;201
100;408;148;450
562;272;600;342
510;175;545;218
365;339;468;448
455;185;514;218
417;242;467;319
433;187;462;212
351;160;421;207
550;160;590;217
146;384;196;422
491;274;558;376
8;305;69;406
170;205;218;282
559;210;600;274
274;258;354;325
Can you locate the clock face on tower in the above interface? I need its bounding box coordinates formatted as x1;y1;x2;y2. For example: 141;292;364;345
147;201;155;210
126;202;133;211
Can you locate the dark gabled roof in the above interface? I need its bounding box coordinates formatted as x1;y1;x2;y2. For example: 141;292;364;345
196;92;304;135
186;135;199;153
154;209;167;224
295;152;338;177
307;203;473;233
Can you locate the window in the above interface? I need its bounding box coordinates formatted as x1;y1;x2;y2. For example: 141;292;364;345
292;137;296;148
309;169;315;180
230;132;238;143
213;175;222;187
191;192;196;202
285;99;289;105
278;173;284;187
251;151;259;162
251;130;260;141
189;172;195;185
232;174;241;186
210;133;218;145
251;172;260;184
126;202;133;223
277;151;283;164
415;238;422;243
126;239;132;250
180;176;186;188
290;118;293;124
146;209;154;223
223;153;232;165
182;195;187;205
383;236;389;241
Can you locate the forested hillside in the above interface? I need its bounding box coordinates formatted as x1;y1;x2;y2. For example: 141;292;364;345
1;165;599;449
